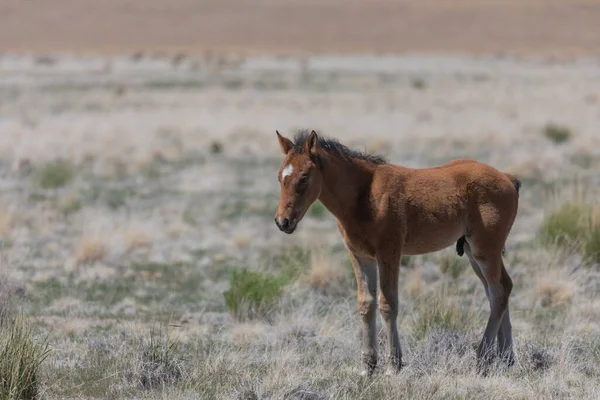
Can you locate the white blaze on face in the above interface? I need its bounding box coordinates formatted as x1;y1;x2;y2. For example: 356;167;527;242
281;164;294;181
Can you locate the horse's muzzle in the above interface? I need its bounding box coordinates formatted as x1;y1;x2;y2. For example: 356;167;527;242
275;217;297;234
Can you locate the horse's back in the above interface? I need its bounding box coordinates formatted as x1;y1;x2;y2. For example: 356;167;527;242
374;158;519;255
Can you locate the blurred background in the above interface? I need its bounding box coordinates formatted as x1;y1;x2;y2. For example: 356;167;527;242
1;1;600;399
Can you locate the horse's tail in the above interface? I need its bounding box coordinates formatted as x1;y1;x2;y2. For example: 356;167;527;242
504;173;521;197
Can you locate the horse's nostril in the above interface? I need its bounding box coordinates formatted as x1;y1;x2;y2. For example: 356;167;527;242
281;218;290;229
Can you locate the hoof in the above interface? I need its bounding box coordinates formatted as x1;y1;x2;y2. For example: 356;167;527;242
498;351;515;367
359;363;377;378
476;354;495;377
383;359;403;376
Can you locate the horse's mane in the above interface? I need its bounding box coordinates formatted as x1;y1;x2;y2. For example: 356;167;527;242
292;130;387;165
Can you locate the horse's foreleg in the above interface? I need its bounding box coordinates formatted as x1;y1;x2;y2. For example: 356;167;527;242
376;249;402;374
349;252;378;376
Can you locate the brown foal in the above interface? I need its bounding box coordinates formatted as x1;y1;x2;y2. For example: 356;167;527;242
274;130;520;376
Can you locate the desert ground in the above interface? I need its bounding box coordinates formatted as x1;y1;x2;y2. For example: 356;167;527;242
1;2;600;400
3;0;600;57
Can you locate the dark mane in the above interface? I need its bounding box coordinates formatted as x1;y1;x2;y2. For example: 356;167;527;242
292;130;387;165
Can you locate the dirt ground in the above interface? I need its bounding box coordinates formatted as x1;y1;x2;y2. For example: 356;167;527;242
2;0;600;57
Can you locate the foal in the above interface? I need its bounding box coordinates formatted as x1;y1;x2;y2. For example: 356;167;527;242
274;130;520;376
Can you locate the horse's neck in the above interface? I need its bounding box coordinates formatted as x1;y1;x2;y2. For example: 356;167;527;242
318;156;375;224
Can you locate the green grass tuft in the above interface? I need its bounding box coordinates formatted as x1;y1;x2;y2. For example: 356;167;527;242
543;123;572;144
210;141;224;154
539;203;590;247
35;160;74;189
223;268;285;321
0;313;50;400
539;202;600;264
411;77;426;90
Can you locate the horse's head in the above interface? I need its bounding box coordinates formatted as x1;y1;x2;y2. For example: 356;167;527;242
274;130;323;234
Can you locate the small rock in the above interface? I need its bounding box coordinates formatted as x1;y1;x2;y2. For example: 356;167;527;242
238;389;258;400
283;387;322;400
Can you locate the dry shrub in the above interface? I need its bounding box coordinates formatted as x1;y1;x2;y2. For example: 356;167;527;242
233;233;252;250
535;277;574;308
125;229;153;254
74;237;108;268
58;192;82;215
302;252;350;296
0;209;13;237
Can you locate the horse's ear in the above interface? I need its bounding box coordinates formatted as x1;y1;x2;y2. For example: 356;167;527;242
276;130;293;154
304;130;319;159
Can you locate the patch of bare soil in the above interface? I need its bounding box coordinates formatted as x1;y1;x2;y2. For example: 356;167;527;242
1;0;600;57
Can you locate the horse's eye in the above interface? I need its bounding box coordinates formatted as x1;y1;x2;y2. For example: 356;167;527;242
300;175;309;184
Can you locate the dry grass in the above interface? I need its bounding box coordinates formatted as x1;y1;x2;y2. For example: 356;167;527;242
73;237;108;268
0;209;13;238
124;228;153;254
405;268;425;299
535;272;575;308
0;53;599;399
1;278;50;400
301;252;351;296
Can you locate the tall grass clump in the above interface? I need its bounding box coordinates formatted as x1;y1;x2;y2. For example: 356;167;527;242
0;313;50;400
34;160;74;189
135;326;183;390
538;202;600;263
223;268;285;321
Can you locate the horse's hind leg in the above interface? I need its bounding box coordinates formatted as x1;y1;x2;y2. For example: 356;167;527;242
496;263;514;365
464;242;490;302
470;248;513;367
465;242;514;366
